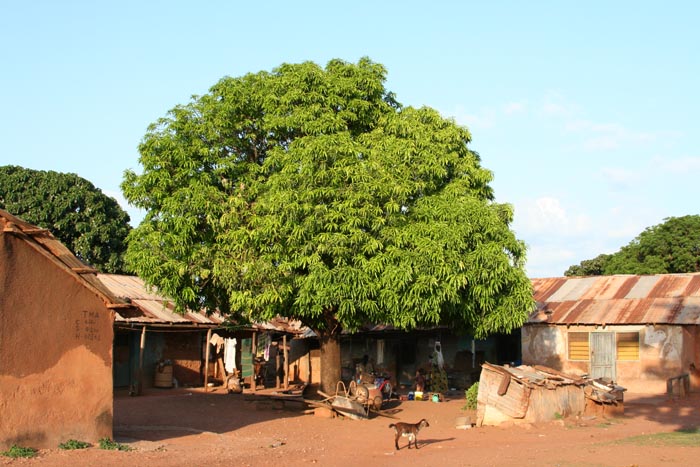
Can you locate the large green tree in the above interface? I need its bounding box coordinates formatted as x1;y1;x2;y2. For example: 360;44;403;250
565;215;700;276
122;58;534;390
0;165;131;273
564;254;612;277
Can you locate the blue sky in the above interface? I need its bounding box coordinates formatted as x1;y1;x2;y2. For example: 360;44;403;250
1;1;698;278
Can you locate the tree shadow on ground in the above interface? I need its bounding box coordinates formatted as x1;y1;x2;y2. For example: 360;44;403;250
113;387;314;443
620;392;700;430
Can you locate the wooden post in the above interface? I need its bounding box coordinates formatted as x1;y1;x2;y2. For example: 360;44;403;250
204;328;212;392
283;334;289;390
308;350;312;384
137;326;147;395
251;332;257;392
276;346;281;389
217;356;227;382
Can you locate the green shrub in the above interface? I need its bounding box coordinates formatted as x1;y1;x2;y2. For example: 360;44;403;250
464;382;479;410
98;438;132;451
59;439;91;450
1;445;38;458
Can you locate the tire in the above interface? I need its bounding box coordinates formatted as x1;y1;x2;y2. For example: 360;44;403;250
355;384;369;404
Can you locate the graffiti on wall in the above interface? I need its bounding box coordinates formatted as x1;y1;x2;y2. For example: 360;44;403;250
644;325;680;362
74;310;102;342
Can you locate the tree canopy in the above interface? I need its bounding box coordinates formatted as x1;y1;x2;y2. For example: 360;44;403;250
565;215;700;276
122;58;534;388
0;165;131;273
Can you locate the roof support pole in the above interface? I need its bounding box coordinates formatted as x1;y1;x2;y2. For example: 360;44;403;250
204;328;212;392
138;325;147;396
276;346;281;389
284;334;289;390
251;331;257;392
472;339;476;369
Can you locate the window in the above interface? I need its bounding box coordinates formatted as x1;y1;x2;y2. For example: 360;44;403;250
568;332;590;360
616;332;640;360
567;330;641;361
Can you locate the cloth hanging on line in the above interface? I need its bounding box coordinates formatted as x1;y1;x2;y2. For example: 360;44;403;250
264;334;272;362
224;338;237;373
377;339;385;366
210;333;225;353
434;341;445;369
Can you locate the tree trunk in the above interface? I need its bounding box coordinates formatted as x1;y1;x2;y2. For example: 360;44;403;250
318;332;341;394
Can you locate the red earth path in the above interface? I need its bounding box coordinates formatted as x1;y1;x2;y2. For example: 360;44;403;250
5;388;700;466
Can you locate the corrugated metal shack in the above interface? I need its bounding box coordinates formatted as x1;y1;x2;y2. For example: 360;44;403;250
523;274;700;394
99;274;310;392
99;273;224;391
476;363;586;426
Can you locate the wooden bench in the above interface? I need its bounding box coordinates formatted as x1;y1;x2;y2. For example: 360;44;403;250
667;373;690;397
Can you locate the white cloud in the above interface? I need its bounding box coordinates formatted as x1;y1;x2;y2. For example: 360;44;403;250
598;155;699;192
503;101;526;115
606;222;645;239
539;91;577;118
523;243;578;278
565;119;671;151
515;196;591;236
651;155;700;174
584;136;621;150
599;166;641;187
450;105;497;130
541;102;568;117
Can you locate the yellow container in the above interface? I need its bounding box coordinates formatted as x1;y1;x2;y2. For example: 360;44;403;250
414;391;423;400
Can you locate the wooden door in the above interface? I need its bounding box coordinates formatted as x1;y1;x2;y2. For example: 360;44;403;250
590;332;616;381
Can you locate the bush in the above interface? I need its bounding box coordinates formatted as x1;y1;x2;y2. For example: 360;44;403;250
464;382;479;410
1;445;38;458
59;439;91;450
98;438;132;451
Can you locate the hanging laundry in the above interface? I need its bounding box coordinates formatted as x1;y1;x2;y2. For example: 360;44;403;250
224;338;237;373
264;334;272;362
210;333;225;353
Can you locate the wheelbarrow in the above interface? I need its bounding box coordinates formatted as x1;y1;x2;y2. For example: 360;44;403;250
312;381;399;420
328;381;382;420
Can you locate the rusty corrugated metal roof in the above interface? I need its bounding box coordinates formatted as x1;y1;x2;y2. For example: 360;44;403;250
529;274;700;325
98;274;226;327
98;273;306;334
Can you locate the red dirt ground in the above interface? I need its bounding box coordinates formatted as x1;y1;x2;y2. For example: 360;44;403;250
4;388;700;466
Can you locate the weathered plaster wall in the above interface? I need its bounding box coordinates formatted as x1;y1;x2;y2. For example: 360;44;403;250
522;324;693;394
163;332;204;387
631;324;685;393
687;326;700;390
0;233;113;449
521;325;566;370
288;338;316;384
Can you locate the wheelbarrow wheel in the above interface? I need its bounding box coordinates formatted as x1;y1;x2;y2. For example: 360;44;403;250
372;395;383;411
354;384;369;404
